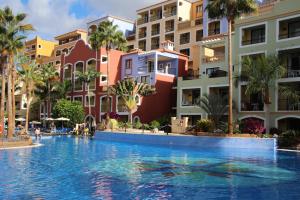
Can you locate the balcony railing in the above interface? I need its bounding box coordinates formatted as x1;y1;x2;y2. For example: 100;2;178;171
279;30;300;40
165;26;174;32
158;67;176;75
164;10;177;18
151;44;159;50
242;37;265;45
138;32;147;39
208;70;228;78
208;29;220;36
278;100;300;111
285;68;300;78
151;30;160;36
241;102;264;111
203;55;225;63
137;18;148;25
150;15;162;22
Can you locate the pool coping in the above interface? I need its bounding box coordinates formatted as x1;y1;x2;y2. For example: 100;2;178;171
0;143;43;150
95;131;277;151
277;149;300;153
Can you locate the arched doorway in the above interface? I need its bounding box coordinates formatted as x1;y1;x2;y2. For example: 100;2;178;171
276;116;300;131
239;116;265;134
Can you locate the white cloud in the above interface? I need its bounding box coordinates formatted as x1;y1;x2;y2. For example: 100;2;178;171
0;0;163;40
0;0;87;40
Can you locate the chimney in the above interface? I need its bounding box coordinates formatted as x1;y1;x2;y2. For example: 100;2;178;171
161;40;174;51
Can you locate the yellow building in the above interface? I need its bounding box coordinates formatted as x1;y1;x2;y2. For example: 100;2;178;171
133;0;203;71
25;36;57;65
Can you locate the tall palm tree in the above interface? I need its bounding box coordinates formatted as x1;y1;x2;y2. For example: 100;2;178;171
0;7;34;138
36;63;59;121
239;55;286;133
76;69;100;117
110;79;156;124
0;52;6;137
89;21;127;121
206;0;257;134
17;56;43;133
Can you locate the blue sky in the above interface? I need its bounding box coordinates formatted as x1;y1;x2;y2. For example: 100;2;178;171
0;0;160;41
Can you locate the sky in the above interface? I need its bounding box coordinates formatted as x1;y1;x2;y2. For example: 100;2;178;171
0;0;161;41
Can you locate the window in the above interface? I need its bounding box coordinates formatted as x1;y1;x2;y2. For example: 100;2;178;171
180;32;190;44
100;75;108;84
125;59;132;75
138;40;146;51
64;65;72;79
195;19;202;26
141;75;151;84
30;54;35;60
147;61;154;72
181;88;201;107
117;96;127;113
74;62;84;91
62;48;69;55
37;55;41;58
100;96;112;113
101;55;108;63
38;45;42;49
85;95;95;107
208;21;220;35
151;37;160;50
165;20;175;32
56;50;61;57
151;23;160;36
196;5;202;13
196;30;203;41
180;48;190;57
31;45;36;50
73;96;83;103
87;59;96;71
56;61;61;66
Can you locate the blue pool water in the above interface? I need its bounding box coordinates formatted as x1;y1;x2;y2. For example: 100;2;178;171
0;136;300;200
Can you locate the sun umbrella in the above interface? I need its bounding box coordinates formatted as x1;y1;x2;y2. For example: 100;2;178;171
55;117;70;129
30;121;42;125
15;117;26;122
44;117;55;121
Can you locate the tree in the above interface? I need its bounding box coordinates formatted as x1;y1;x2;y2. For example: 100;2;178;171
75;69;100;116
35;63;59;120
52;80;72;100
199;93;228;129
205;0;257;134
0;7;34;138
89;21;127;120
109;79;156;124
238;55;286;133
52;99;85;126
17;56;43;133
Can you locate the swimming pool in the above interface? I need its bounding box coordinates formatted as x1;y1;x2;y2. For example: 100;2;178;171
0;136;299;200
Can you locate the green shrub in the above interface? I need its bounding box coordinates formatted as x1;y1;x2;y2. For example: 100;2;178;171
278;130;300;148
143;123;150;130
196;119;213;132
134;121;143;129
156;114;172;127
219;121;241;134
150;120;160;130
108;119;118;130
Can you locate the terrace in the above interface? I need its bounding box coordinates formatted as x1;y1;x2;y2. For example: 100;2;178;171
279;48;300;78
279;16;300;40
278;82;300;111
240;85;264;111
137;11;149;25
202;46;225;64
241;24;266;46
163;3;177;18
150;7;162;22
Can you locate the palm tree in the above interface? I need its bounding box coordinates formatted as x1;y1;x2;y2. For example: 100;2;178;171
36;63;59;121
199;93;229;129
89;21;127;121
0;7;34;137
0;53;6;137
75;69;100;116
205;0;257;134
109;79;156;124
52;80;72;100
17;56;43;133
238;55;286;133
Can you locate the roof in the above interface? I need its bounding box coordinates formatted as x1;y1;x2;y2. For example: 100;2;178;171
137;0;192;12
123;48;188;58
87;15;134;25
54;29;87;40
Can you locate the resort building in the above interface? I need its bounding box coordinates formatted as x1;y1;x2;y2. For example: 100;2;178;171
176;0;229;126
176;0;300;131
24;36;57;65
57;39;188;124
87;15;136;51
134;0;204;71
120;41;188;122
233;0;300;131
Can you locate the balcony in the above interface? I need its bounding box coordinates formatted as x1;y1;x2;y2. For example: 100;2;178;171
164;4;176;18
278;82;300;111
279;48;300;78
208;21;220;36
138;40;146;51
202;46;225;64
203;55;225;64
178;21;191;31
151;24;160;36
150;8;162;22
138;27;147;39
164;10;177;18
241;24;266;46
150;14;162;22
241;85;264;111
183;69;200;80
181;88;201;107
279;16;300;40
151;37;160;50
278;100;300;111
165;33;174;42
206;68;227;78
208;29;220;36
